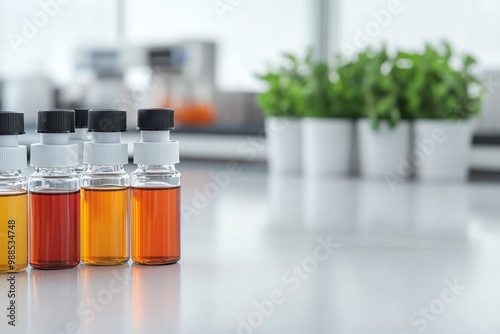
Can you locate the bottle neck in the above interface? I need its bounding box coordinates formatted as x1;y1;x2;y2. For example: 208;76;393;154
0;135;19;147
40;133;70;145
86;164;126;174
0;170;23;178
34;167;76;176
69;128;88;140
141;131;170;142
136;164;177;173
91;132;122;143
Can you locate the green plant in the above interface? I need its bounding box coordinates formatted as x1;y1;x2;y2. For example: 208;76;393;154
301;53;367;118
354;42;483;130
258;50;362;119
359;47;401;129
300;60;335;118
332;54;366;119
257;42;482;126
392;42;483;120
256;53;309;118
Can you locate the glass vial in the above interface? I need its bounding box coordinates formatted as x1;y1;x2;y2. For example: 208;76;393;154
131;108;180;265
0;112;28;273
68;108;89;174
81;109;130;265
29;110;80;270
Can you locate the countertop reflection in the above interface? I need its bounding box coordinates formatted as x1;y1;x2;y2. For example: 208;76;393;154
2;162;500;334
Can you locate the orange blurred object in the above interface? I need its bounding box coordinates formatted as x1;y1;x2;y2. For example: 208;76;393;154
161;99;216;126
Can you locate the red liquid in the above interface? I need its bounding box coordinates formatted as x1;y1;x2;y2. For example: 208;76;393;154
30;191;80;269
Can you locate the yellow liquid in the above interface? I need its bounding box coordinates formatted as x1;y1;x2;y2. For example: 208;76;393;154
80;186;129;265
0;189;28;272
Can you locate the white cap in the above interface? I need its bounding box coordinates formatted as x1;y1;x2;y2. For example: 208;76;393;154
30;133;79;168
83;132;128;166
134;131;179;165
0;135;27;170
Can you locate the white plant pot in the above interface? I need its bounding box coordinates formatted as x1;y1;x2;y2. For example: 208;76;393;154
265;117;302;175
302;118;353;176
358;119;411;178
414;119;473;181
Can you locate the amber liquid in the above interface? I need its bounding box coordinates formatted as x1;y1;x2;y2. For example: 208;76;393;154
132;187;180;265
81;186;129;265
0;190;28;272
30;190;80;269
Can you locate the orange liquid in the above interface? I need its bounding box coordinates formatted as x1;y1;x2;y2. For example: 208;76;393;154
0;190;28;272
80;186;129;265
161;99;215;125
132;187;180;265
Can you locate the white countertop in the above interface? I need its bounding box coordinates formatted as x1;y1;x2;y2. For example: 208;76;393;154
2;163;500;334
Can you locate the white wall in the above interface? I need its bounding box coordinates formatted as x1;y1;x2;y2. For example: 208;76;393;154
337;0;500;68
0;0;118;84
0;0;313;92
123;0;313;91
1;0;498;93
336;0;500;132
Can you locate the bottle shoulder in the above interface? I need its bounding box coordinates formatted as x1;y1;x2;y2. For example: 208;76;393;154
0;171;27;181
131;165;180;175
28;173;80;192
131;165;180;188
81;171;130;179
131;169;181;178
29;172;79;182
0;172;28;192
81;167;130;188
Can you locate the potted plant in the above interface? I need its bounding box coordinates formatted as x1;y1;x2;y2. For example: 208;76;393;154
395;43;483;181
257;54;307;174
300;56;362;177
356;47;412;178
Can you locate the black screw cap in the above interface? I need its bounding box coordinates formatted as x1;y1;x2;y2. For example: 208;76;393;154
88;109;127;132
137;108;174;131
74;109;89;128
36;109;75;133
0;112;25;135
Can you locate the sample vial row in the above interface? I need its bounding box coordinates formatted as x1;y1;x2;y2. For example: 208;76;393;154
0;108;180;272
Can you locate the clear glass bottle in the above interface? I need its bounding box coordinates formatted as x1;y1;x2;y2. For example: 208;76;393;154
68;108;89;174
0;112;28;273
131;108;180;265
29;109;80;270
81;109;130;265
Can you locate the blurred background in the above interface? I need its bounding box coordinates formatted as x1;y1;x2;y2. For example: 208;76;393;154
1;0;499;172
3;2;500;333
